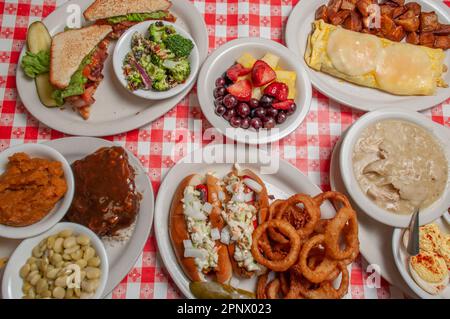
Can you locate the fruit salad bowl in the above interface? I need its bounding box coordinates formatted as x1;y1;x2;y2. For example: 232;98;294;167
197;37;312;145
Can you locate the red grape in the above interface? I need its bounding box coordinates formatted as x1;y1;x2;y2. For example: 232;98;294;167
276;111;287;124
254;107;266;118
230;116;241;128
236;103;250;117
259;95;274;108
215;105;226;116
215;77;226;87
285;102;297;116
249;98;260;109
223;94;238;109
214;87;227;98
263;116;276;129
223;109;236;121
240;117;251;129
250;118;263;130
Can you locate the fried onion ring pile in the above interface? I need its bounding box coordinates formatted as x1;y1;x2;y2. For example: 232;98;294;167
251;191;359;299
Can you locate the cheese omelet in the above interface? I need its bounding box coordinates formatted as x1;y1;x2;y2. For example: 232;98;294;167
305;20;448;96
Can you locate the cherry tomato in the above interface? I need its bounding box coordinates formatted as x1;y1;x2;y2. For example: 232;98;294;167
195;184;208;201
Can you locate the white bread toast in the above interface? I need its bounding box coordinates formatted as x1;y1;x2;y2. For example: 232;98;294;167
84;0;172;21
49;25;112;89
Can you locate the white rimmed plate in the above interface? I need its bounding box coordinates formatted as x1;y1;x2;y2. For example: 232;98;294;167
0;137;154;298
392;217;449;299
113;20;200;100
197;37;312;145
2;222;109;299
154;144;344;298
285;0;450;111
16;0;208;136
0;143;74;239
339;108;450;228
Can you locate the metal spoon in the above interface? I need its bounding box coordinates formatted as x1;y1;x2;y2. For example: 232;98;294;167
406;206;420;256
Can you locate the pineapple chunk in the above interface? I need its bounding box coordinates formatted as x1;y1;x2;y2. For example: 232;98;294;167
276;70;297;99
237;53;257;69
261;53;280;69
252;86;262;100
237;74;251;82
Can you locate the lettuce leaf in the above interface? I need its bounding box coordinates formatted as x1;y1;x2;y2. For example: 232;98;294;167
107;11;168;24
21;50;50;78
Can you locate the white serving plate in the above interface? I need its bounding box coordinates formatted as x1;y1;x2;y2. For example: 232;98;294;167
0;137;154;298
339;108;450;228
392;217;450;299
285;0;450;111
113;20;200;100
197;37;312;145
2;222;109;299
154;144;347;299
0;143;74;239
16;0;208;136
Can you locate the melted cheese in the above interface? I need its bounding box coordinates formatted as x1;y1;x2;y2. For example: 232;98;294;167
375;44;435;95
327;28;382;76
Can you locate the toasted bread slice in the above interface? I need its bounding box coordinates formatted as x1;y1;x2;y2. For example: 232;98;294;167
49;25;112;89
84;0;172;21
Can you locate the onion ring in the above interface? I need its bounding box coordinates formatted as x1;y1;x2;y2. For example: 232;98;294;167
256;273;268;299
295;234;337;283
265;278;281;299
324;207;359;260
313;191;352;212
251;220;301;272
279;272;290;296
267;200;289;244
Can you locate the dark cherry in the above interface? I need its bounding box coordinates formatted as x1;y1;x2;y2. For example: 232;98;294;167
223;109;236;121
229;116;241;128
266;107;278;118
276;111;287;124
249;98;260;109
215;77;226;87
214;97;223;108
250;117;263;130
263;116;276;129
254;107;266;118
259;95;274;108
240;117;251;129
236;103;250;117
285;102;297;116
214;87;227;98
222;94;238;109
215;105;226;116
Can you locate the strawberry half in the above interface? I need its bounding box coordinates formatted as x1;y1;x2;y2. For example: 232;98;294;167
264;82;289;101
251;60;276;87
272;99;295;110
226;63;251;82
227;79;252;101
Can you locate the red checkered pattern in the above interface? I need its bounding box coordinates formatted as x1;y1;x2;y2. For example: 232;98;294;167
1;0;449;299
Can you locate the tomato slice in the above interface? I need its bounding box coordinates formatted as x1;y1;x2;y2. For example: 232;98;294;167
195;184;208;201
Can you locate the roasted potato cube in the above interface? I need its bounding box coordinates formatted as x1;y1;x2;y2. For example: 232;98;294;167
406;31;420;45
419;32;435;47
405;2;421;16
341;0;357;11
356;0;376;17
395;11;420;32
392;5;407;18
380;14;397;35
390;0;405;6
384;25;406;42
434;35;450;50
329;10;351;26
327;0;343;15
343;11;363;32
380;4;396;18
434;24;450;36
420;12;439;32
315;4;329;22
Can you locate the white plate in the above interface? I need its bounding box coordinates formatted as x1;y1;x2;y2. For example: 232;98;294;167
112;21;200;100
0;143;74;239
197;37;312;145
155;144;341;298
392;217;449;299
339;108;450;228
285;0;450;111
2;222;109;299
330;132;418;298
0;137;154;298
16;0;208;136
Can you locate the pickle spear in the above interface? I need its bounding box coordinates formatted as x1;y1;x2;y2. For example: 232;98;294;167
190;281;255;299
26;21;57;107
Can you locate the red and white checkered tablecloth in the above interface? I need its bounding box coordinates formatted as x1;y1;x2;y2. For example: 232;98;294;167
1;0;449;299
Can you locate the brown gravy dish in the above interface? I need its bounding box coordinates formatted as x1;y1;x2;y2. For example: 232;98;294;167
66;146;140;236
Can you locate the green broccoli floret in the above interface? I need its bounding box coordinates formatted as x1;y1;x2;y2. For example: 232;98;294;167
140;55;166;82
163;34;194;58
148;22;175;43
163;58;191;83
152;76;171;91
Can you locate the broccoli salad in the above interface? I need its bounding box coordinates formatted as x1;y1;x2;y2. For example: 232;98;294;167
122;21;194;92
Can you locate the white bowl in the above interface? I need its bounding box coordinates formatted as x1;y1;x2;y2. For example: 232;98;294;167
340;108;450;228
0;144;74;239
197;37;312;145
392;217;450;299
113;20;200;100
2;222;109;299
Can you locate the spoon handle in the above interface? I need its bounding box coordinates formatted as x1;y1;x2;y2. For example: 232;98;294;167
407;207;420;256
